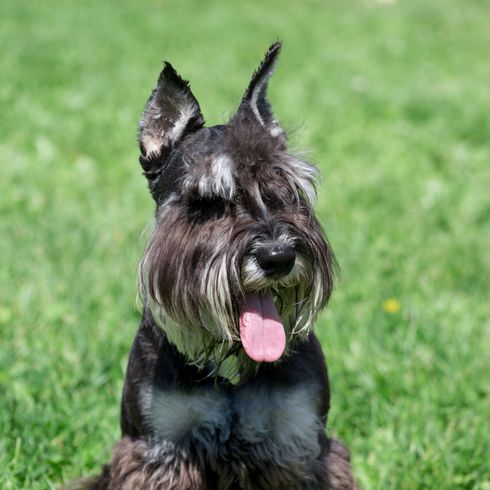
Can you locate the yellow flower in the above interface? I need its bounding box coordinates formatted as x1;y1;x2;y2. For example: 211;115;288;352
383;298;401;314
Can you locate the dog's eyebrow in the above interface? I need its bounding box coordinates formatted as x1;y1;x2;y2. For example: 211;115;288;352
181;153;236;201
206;154;236;200
249;181;271;219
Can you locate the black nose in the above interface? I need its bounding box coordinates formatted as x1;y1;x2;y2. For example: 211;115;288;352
256;245;296;278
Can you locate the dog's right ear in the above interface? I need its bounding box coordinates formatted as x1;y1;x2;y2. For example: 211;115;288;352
139;63;204;175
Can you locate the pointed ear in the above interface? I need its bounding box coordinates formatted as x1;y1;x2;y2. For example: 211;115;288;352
139;63;204;171
238;42;284;138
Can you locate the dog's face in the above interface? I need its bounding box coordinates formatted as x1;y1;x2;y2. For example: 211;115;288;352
139;43;335;365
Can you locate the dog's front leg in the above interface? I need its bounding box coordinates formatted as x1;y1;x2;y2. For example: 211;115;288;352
113;310;215;489
94;436;207;490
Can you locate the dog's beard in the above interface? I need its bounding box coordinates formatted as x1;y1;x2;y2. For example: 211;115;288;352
139;206;333;368
140;257;329;370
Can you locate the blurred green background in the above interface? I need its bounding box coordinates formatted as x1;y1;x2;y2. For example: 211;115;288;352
1;0;489;488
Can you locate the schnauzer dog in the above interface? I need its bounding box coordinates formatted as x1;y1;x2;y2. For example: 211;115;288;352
84;42;358;489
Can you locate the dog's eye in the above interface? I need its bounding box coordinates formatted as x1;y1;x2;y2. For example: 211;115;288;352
262;186;299;210
186;195;227;221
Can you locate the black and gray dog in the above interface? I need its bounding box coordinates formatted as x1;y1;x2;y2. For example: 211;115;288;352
84;42;358;490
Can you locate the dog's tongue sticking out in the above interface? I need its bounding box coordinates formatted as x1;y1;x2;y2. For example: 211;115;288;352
239;293;286;363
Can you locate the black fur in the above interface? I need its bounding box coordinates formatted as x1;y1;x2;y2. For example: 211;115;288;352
77;43;359;490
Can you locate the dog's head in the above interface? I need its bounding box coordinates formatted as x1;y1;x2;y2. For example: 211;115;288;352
139;43;335;366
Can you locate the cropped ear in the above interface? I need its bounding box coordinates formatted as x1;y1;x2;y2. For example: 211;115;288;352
238;42;284;138
139;63;204;173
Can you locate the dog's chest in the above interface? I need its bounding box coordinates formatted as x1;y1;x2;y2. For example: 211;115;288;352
145;382;322;466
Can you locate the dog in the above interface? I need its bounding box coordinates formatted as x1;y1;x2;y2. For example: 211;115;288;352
82;42;358;490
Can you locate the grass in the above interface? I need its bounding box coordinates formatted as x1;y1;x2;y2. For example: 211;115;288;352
1;0;489;488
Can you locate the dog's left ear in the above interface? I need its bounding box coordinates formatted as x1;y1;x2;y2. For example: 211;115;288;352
139;63;204;172
238;42;284;138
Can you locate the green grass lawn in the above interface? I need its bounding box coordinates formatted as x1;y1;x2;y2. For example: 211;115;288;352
1;0;489;488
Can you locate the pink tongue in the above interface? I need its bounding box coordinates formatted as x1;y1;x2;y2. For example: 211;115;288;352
239;293;286;363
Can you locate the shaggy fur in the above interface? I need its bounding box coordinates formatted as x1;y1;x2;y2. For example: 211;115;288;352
77;436;357;490
76;42;359;489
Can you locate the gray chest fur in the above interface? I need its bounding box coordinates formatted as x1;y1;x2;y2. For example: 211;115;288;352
142;382;323;482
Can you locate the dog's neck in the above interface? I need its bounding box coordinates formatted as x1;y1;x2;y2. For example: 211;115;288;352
148;302;313;385
153;313;258;384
